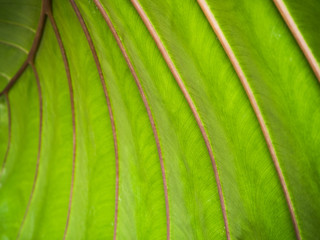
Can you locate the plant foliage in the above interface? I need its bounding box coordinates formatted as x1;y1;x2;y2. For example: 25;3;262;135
0;0;320;239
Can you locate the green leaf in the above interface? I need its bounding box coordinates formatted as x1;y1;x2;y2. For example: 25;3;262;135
273;0;320;80
0;0;40;90
0;0;319;239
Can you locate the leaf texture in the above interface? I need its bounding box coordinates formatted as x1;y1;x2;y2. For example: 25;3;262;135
0;0;320;239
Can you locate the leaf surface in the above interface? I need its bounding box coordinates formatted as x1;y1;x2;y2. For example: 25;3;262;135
0;0;320;239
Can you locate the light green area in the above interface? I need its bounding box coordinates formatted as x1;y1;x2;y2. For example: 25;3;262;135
0;0;319;239
16;21;73;240
203;0;320;239
0;66;39;239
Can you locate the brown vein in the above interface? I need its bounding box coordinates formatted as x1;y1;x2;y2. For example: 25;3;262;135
93;1;170;239
16;62;43;240
273;0;320;82
0;0;49;96
130;0;230;239
197;0;301;239
47;2;77;239
70;1;120;239
0;93;11;179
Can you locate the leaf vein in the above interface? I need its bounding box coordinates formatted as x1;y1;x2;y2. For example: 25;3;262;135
197;0;301;239
129;1;230;239
94;1;171;239
70;1;120;239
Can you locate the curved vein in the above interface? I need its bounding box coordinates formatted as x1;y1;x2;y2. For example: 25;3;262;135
47;4;77;240
0;93;11;179
0;19;36;33
129;0;230;239
0;72;10;81
93;1;171;239
70;1;120;239
273;0;320;82
197;0;301;239
0;0;48;96
0;39;28;54
16;63;43;240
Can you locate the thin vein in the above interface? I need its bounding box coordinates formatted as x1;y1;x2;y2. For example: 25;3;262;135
0;93;11;179
93;1;170;239
0;0;48;96
273;0;320;82
0;39;28;54
197;0;301;239
0;2;39;7
47;3;76;240
0;19;36;32
16;62;43;240
130;0;230;239
0;72;10;80
70;1;120;239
